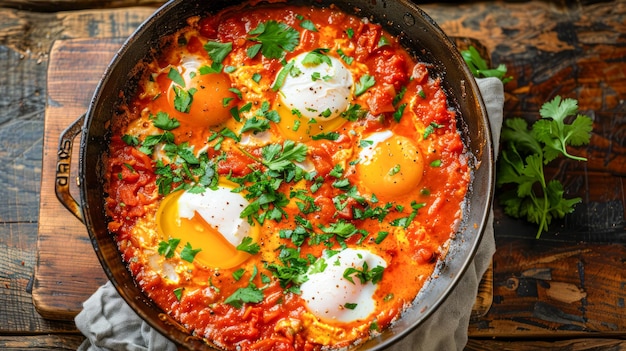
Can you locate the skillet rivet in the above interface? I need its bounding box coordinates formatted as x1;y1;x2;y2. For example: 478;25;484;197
403;13;415;26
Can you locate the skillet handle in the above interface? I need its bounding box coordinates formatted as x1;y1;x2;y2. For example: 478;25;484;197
55;114;85;223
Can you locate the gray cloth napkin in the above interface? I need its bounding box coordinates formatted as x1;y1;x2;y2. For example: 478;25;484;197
75;77;504;351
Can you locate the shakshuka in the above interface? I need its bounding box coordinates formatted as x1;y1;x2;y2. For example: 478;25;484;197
104;2;471;350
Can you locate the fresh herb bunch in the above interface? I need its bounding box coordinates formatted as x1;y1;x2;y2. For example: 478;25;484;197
461;46;593;238
461;45;512;83
498;97;592;237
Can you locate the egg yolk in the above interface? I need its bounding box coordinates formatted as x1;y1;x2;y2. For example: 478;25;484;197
161;58;238;127
274;102;348;141
357;134;424;199
156;189;258;269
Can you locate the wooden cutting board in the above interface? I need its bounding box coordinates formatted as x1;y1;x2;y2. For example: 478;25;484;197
33;38;124;320
33;37;493;321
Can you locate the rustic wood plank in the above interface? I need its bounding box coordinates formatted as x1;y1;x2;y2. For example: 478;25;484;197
0;0;163;12
0;22;77;334
0;7;157;59
33;38;126;320
0;335;84;350
468;239;626;337
466;338;626;351
0;223;78;334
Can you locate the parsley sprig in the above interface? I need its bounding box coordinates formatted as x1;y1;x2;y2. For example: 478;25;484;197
247;20;300;59
497;96;592;237
343;261;384;285
266;246;314;294
461;45;512;83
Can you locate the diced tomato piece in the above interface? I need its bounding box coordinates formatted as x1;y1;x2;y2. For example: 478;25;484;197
367;84;396;115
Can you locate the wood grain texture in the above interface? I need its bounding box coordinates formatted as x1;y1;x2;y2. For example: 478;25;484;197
33;38;126;320
466;338;626;351
0;335;84;350
0;0;163;11
0;33;78;334
469;239;626;337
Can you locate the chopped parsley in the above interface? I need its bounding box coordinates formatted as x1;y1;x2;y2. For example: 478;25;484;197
180;242;202;263
343;261;384;285
266;246;312;293
355;74;375;96
301;48;332;66
203;40;232;64
173;287;183;301
247;20;300;59
344;302;358;310
237;236;261;254
337;48;353;65
172;85;195;113
388;164;401;176
423;122;443;139
299;19;317;32
224;283;264;308
167;68;185;87
157;238;180;259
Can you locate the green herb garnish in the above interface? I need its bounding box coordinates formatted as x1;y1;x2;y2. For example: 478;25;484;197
355;74;375;96
497;96;592;237
157;238;180;259
247;20;300;59
180;242;201;263
461;45;512;83
224;283;264;308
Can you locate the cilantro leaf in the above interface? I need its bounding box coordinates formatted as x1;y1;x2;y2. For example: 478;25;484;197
236;236;260;254
167;68;185;87
461;45;512;83
157;238;180;259
261;140;308;172
355;74;375;96
224;283;264;308
122;134;139;146
172;85;195;113
241;116;270;134
173;287;183;301
311;132;340;141
247;20;300;59
299;19;317;32
535;96;593;162
180;242;201;263
151;112;180;131
301;48;332;66
497;96;592;237
343;262;385;285
203;41;232;64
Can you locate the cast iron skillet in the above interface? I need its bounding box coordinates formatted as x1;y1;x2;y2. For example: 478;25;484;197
56;0;494;349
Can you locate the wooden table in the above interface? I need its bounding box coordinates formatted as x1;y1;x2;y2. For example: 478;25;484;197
1;0;625;350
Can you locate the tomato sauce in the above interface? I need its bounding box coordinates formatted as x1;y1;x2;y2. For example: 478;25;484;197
104;3;470;350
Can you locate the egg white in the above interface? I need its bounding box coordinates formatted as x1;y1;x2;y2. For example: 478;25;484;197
300;248;387;323
278;52;353;121
177;186;251;247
